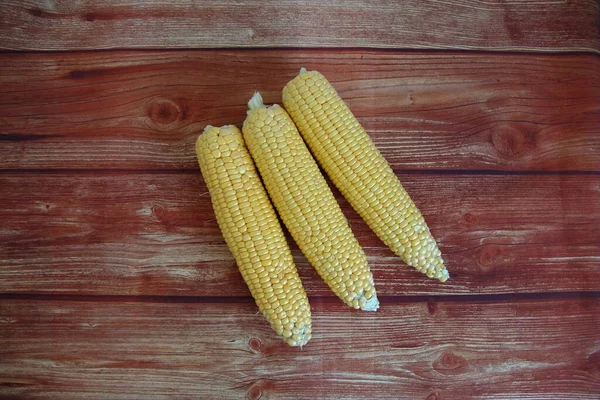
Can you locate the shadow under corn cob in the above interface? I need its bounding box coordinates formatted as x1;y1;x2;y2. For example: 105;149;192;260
282;69;449;282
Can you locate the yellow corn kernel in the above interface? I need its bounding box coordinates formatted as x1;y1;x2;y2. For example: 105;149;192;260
282;70;449;282
243;93;379;311
196;125;312;346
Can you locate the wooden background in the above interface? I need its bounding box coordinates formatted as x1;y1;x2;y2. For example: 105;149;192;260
1;1;599;399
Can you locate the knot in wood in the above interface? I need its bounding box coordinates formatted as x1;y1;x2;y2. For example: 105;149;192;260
426;392;440;400
151;205;165;218
491;124;537;158
478;244;502;268
433;350;468;375
463;212;474;223
248;337;261;351
246;384;262;400
148;100;181;125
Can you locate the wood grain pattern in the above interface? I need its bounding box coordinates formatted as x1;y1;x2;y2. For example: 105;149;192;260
1;1;599;398
1;296;598;399
0;0;599;52
1;51;599;171
1;173;598;296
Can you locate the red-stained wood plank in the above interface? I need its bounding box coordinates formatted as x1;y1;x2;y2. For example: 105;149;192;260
1;51;599;172
1;173;598;296
0;296;598;399
0;0;598;52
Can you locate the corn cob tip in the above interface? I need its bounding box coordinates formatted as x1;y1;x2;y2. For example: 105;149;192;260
247;91;264;112
197;125;238;149
290;325;312;348
196;125;214;150
299;67;307;75
200;124;238;137
361;294;380;312
439;268;450;283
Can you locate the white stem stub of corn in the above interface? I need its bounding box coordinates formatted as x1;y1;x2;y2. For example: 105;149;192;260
195;125;312;347
243;92;379;311
282;70;449;282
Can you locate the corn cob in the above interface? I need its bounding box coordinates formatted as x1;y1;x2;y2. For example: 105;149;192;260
243;92;379;311
282;70;449;282
196;125;312;346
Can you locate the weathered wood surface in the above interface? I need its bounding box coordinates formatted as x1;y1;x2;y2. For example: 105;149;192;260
0;296;598;399
1;0;599;52
1;3;599;396
1;51;599;171
1;172;598;296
